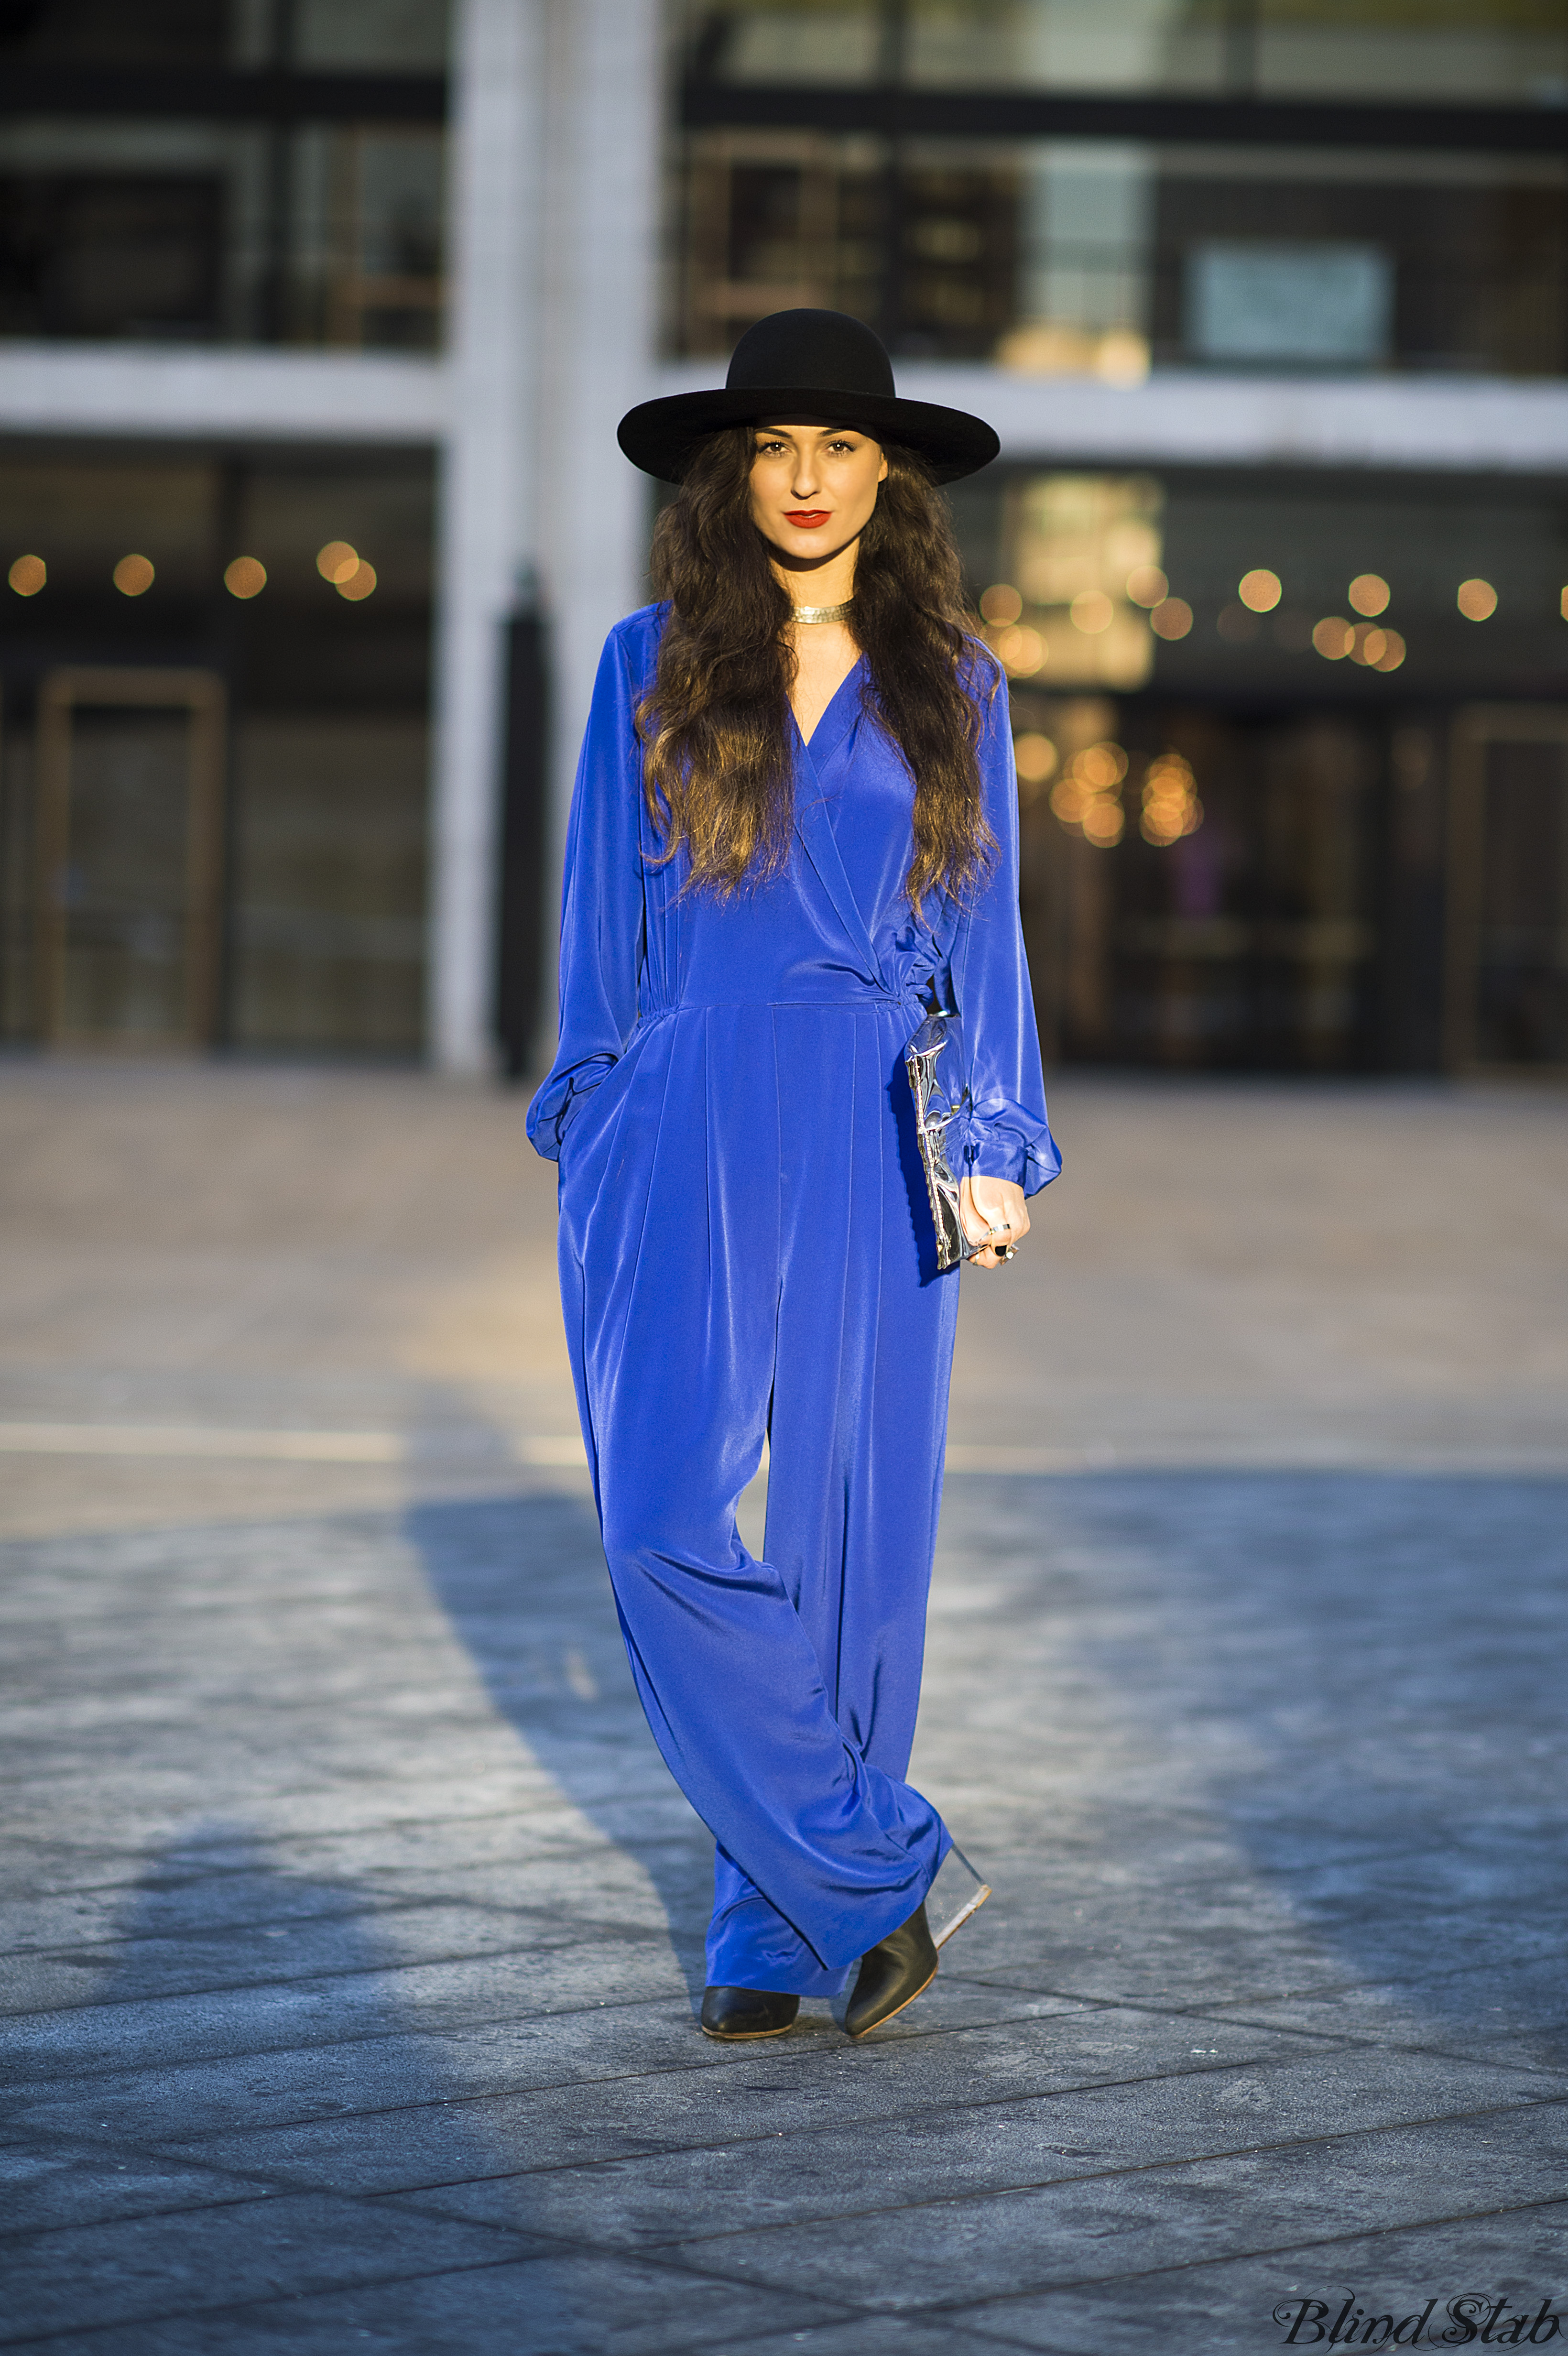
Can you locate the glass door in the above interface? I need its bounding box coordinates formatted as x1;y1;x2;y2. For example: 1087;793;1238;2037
34;668;225;1049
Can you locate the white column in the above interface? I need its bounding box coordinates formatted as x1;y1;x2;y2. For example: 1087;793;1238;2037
429;0;547;1073
533;0;663;1046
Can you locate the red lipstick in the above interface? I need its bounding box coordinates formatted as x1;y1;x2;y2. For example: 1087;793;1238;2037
784;510;830;527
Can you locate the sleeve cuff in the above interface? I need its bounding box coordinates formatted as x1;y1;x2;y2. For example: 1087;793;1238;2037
525;1062;612;1162
961;1119;1062;1197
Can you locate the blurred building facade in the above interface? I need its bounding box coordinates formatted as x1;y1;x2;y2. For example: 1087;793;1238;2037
0;0;657;1072
0;1;1565;1075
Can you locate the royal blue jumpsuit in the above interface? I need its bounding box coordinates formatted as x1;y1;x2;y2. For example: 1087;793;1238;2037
527;604;1058;1997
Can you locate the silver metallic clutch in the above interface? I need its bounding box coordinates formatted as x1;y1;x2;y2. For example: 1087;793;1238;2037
904;1008;973;1272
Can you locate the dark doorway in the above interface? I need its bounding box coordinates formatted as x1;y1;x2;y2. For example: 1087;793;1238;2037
1018;696;1388;1072
1448;707;1568;1070
33;666;224;1048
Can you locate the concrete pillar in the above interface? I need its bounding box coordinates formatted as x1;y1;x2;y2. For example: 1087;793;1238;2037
533;0;663;1051
429;0;546;1073
431;0;660;1075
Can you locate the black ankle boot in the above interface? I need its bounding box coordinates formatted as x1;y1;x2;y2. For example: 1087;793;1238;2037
700;1986;800;2040
844;1902;938;2040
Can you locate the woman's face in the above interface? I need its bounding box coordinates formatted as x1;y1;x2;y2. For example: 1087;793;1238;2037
749;424;888;570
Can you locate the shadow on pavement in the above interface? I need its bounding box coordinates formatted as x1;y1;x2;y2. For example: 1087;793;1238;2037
995;1470;1568;2056
3;1825;573;2351
407;1488;714;2006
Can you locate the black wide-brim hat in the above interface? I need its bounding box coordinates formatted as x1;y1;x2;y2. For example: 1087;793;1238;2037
617;309;1000;486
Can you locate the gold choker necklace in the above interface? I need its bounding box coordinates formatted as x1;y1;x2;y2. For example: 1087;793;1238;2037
790;598;854;625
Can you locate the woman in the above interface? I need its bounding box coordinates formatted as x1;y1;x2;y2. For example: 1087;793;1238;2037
528;310;1058;2042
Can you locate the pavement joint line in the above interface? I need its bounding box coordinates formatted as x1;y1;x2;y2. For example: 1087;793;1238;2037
580;2085;1568;2255
946;1936;1568;2014
0;2242;673;2355
20;2169;1564;2356
316;2181;1568;2349
36;2004;1556;2230
0;2002;1309;2138
0;1422;589;1468
0;2247;865;2356
0;1996;1120;2107
0;1950;690;2025
23;2041;1370;2176
930;1971;1568;2073
0;1821;1462;1870
902;2187;1568;2319
382;2068;1564;2202
0;1982;730;2050
4;1898;690;1959
2;1419;1566;1478
0;1842;708;1891
2;1946;1541;2052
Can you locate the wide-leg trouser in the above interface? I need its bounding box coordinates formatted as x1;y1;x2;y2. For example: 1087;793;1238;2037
558;1001;958;1996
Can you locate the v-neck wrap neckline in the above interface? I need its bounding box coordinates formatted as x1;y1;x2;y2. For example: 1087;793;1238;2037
791;654;865;760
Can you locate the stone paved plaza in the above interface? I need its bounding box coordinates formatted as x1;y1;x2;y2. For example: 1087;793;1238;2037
1;1060;1566;2354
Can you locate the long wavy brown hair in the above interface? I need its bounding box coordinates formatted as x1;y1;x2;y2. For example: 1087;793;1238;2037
637;425;997;910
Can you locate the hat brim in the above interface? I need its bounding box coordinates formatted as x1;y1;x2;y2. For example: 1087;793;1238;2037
617;386;1000;486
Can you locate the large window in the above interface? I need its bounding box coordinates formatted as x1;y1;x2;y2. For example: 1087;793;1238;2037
680;1;1568;105
0;0;447;350
673;2;1568;375
673;130;1568;374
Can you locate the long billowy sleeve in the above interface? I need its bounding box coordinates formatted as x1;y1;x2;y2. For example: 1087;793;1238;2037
525;626;646;1162
948;676;1061;1196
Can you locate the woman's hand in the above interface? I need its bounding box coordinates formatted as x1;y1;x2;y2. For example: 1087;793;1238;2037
958;1175;1030;1270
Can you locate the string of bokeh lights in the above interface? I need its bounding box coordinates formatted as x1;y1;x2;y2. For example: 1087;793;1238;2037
5;543;379;602
980;562;1561;692
990;561;1567;852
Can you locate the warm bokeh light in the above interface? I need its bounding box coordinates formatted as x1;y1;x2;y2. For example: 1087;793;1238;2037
1069;588;1114;635
980;582;1023;625
1049;742;1128;842
8;553;44;596
1095;330;1150;389
1140;751;1203;846
1561;586;1568;622
1457;577;1497;621
113;553;154;597
1078;742;1128;790
1373;629;1406;672
1349;573;1390;617
1013;731;1058;785
1238;568;1282;613
994;324;1149;385
224;556;267;600
1349;625;1387;667
994;623;1044;676
1150;597;1192;641
316;539;360;585
1126;564;1167;609
1312;615;1352;660
337;560;378;603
